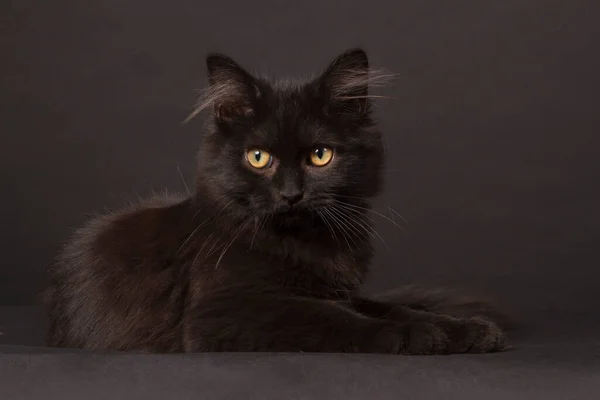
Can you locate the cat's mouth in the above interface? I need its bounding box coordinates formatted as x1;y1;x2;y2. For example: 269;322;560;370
273;207;302;218
275;203;297;214
272;205;314;221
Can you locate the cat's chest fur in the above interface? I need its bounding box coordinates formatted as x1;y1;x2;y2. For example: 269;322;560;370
182;204;372;299
93;196;371;302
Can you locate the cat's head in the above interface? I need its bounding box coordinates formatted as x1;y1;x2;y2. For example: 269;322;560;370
193;49;390;226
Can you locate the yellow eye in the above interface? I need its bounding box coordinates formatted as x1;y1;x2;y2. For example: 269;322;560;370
309;146;334;167
246;149;273;169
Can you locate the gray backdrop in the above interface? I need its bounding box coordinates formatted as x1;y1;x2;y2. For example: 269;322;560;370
2;0;599;322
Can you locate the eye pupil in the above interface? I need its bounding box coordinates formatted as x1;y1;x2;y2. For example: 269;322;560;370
246;149;272;169
309;146;333;167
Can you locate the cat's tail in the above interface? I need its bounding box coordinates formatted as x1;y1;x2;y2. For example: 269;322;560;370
372;285;516;331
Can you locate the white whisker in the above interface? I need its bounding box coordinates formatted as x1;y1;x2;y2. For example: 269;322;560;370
215;219;250;270
328;208;358;249
330;204;387;250
177;166;190;195
316;209;339;244
333;199;407;233
322;208;353;250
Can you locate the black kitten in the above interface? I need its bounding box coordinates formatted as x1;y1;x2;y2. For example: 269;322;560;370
45;49;509;354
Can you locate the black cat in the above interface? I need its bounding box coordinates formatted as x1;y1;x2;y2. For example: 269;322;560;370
45;49;509;354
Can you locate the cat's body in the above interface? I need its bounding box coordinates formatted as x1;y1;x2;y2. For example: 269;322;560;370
46;49;509;354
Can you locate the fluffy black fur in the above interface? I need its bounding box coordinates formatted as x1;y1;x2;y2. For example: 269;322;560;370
45;49;509;354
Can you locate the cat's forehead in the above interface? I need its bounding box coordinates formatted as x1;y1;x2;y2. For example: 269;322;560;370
248;81;339;150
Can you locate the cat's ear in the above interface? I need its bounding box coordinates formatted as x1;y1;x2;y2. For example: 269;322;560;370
317;49;388;121
185;53;261;124
205;53;262;123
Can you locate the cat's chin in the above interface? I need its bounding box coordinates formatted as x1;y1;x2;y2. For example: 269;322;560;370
269;208;317;230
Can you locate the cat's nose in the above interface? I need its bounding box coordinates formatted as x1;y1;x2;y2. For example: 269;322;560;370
280;190;303;205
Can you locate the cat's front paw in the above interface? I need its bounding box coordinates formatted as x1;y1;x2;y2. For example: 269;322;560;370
358;322;406;354
401;316;508;355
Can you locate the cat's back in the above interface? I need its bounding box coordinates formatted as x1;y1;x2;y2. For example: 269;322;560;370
46;194;193;351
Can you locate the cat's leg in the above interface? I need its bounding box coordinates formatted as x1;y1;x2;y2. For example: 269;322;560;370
183;292;402;353
183;289;505;354
350;296;509;353
364;286;513;329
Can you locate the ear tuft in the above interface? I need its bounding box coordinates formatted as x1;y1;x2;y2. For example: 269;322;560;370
185;53;261;124
319;48;395;120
